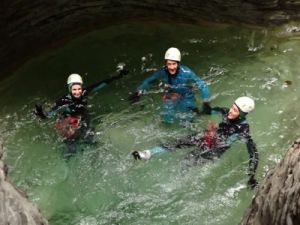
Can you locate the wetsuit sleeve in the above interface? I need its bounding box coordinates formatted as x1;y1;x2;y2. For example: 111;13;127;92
84;76;115;95
188;70;210;101
211;107;228;115
246;138;259;175
85;70;128;94
241;126;259;175
46;98;70;119
137;69;164;91
84;81;107;95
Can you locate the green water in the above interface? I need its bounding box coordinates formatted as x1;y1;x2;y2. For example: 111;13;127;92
1;21;300;225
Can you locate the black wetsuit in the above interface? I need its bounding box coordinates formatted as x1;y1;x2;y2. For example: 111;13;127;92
159;107;258;174
45;71;128;137
35;69;128;158
46;81;107;140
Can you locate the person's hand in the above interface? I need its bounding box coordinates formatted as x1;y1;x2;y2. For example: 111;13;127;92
34;104;47;119
116;63;129;77
128;91;142;104
202;102;212;115
132;151;141;160
247;175;258;190
119;68;129;77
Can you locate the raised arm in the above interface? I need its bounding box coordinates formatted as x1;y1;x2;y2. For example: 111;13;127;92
85;68;129;94
34;96;72;119
128;69;164;104
137;69;164;92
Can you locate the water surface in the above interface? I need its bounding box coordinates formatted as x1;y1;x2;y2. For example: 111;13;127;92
1;21;300;225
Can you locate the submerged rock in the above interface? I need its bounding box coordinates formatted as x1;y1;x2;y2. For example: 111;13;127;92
240;138;300;225
0;141;49;225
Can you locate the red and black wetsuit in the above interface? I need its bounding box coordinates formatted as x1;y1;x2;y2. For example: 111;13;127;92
161;107;258;175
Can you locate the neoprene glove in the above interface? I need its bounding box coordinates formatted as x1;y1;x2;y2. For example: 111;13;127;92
132;151;141;160
247;175;258;190
128;91;141;104
34;104;47;119
202;102;212;115
119;68;129;76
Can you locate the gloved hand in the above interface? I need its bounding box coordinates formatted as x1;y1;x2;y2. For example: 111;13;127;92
119;68;129;76
128;91;141;104
202;102;212;115
247;175;258;190
132;151;141;160
34;104;47;119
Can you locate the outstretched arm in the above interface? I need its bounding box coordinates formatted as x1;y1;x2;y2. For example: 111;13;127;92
188;71;210;102
34;103;60;119
137;70;164;92
242;129;259;189
85;68;129;94
128;69;164;104
246;138;259;176
188;70;211;114
34;96;72;120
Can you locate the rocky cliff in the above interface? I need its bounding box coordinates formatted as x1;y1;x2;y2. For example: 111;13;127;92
0;142;49;225
240;139;300;225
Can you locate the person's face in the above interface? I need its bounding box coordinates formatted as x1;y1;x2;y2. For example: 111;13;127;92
228;104;240;120
166;60;179;75
71;84;83;98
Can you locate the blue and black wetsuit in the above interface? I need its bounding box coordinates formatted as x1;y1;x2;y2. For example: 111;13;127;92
138;65;210;122
148;107;259;175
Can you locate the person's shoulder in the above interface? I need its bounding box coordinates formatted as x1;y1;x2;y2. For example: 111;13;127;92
179;64;192;72
239;120;250;130
179;65;198;77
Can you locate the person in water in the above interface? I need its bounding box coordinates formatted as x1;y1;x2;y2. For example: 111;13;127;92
128;47;211;123
132;96;259;189
34;66;128;158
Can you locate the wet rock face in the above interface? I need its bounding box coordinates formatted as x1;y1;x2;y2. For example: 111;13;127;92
0;142;49;225
240;139;300;225
1;0;300;77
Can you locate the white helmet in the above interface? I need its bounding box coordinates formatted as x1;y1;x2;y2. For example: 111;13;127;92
234;96;255;113
67;74;83;85
164;47;181;62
